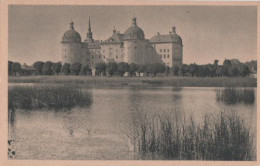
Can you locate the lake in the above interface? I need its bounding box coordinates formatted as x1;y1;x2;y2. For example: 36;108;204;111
8;84;257;160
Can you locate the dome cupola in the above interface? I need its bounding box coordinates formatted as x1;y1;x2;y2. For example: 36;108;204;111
124;17;145;40
62;21;81;43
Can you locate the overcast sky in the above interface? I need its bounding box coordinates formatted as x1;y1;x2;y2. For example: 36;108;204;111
8;5;257;65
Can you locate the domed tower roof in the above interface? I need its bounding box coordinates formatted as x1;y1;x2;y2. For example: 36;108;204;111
62;22;81;43
124;17;145;40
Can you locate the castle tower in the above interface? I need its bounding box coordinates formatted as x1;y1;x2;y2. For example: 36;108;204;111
123;17;147;65
61;21;82;64
170;26;183;67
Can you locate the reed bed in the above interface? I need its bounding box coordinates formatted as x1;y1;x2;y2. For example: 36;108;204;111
217;87;255;104
129;111;255;160
8;85;92;110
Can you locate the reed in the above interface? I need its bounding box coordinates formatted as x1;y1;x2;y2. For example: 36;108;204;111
130;111;255;160
216;87;255;104
8;85;92;110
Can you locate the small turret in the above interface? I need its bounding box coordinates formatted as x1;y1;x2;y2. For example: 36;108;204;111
132;16;137;26
172;26;176;34
70;21;74;30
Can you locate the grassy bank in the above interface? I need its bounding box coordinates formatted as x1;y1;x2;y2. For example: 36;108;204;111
9;76;257;87
129;111;255;160
8;85;92;110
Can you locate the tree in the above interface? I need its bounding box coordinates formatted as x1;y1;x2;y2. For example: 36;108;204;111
70;63;82;75
137;64;145;76
172;65;179;76
154;63;165;76
11;62;21;76
33;61;44;75
215;66;223;77
61;63;71;75
51;62;62;75
107;62;118;76
95;62;107;76
207;64;215;77
228;66;239;77
80;64;91;75
117;62;129;76
8;61;13;75
238;65;250;77
178;64;189;76
188;63;198;77
223;59;232;77
165;66;170;76
129;63;138;77
42;61;53;75
145;63;155;76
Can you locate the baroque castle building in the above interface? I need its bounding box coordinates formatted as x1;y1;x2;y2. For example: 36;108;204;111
61;17;183;74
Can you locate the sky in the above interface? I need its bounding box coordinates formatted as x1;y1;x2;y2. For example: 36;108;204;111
8;5;257;65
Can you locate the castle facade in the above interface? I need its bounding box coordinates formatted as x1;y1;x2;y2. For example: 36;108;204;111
61;17;183;73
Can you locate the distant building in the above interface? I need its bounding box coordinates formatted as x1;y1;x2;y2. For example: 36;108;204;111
61;17;183;74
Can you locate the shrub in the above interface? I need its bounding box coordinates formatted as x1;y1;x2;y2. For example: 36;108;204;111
8;85;92;110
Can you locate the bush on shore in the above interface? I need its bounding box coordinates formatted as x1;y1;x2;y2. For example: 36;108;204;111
8;85;92;110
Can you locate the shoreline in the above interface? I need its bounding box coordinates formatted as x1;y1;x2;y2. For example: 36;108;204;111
8;76;257;87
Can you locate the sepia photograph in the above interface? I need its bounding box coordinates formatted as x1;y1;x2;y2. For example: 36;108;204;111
3;2;258;163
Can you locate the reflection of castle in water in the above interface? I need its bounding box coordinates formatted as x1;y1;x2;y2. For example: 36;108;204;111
61;17;183;74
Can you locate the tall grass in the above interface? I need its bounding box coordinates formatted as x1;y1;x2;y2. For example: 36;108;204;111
217;87;255;104
129;111;255;160
8;85;92;110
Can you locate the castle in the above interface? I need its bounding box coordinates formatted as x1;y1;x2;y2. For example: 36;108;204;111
61;17;183;74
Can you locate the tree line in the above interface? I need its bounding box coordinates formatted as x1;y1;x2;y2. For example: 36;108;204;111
8;59;254;77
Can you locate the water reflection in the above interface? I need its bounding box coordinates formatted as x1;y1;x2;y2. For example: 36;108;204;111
8;85;256;160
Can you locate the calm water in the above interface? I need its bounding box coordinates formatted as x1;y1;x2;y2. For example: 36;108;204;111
8;85;257;160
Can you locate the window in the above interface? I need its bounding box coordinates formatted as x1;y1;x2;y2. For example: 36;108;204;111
135;47;137;49
103;56;105;59
164;49;166;52
164;54;166;58
116;56;118;59
99;56;101;59
92;56;93;59
167;54;169;58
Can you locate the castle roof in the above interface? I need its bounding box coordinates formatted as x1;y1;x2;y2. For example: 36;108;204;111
150;27;182;45
150;34;182;45
62;22;81;43
123;17;145;40
103;30;124;44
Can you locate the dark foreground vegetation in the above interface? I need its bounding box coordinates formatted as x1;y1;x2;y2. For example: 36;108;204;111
129;111;255;160
8;85;92;110
217;87;255;104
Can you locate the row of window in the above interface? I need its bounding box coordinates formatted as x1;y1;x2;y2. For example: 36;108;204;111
160;49;170;53
160;54;170;58
102;48;123;53
91;55;122;59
